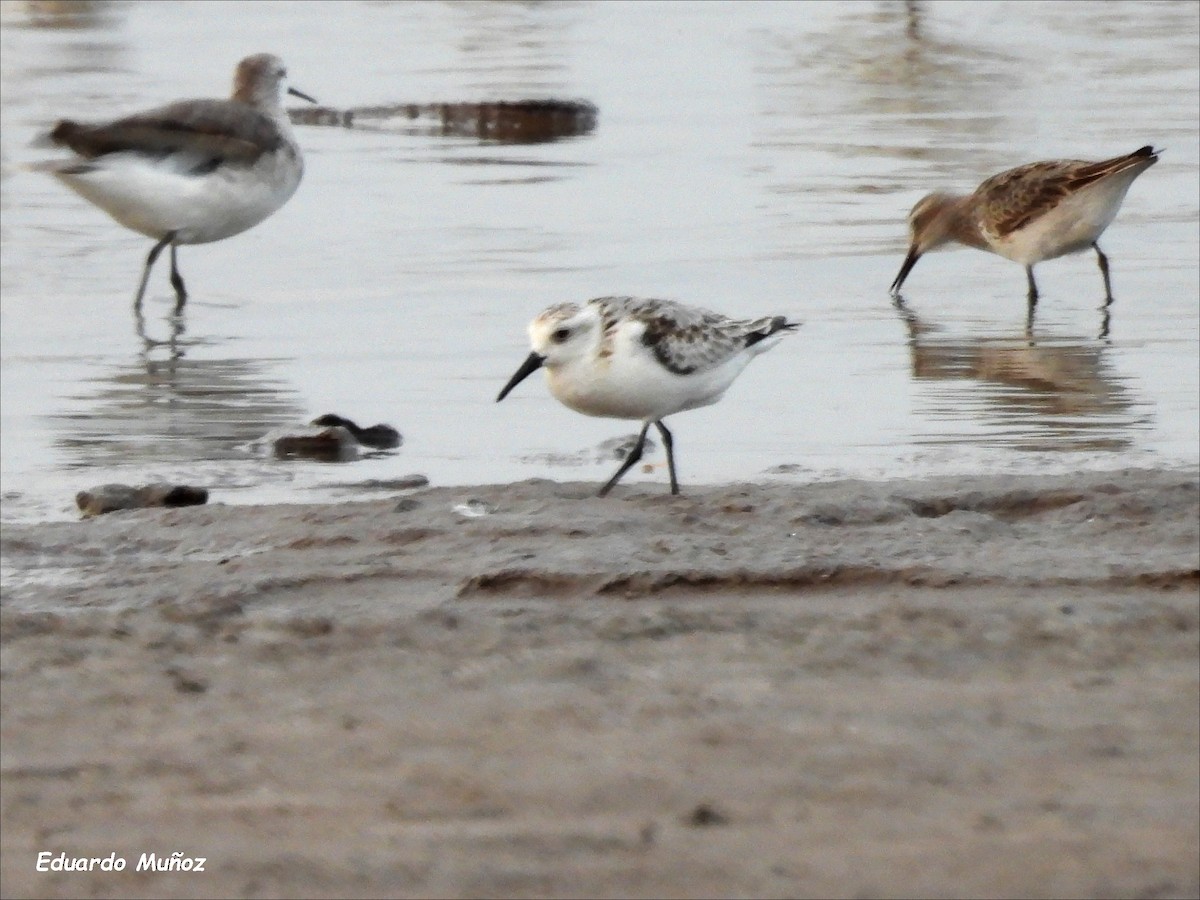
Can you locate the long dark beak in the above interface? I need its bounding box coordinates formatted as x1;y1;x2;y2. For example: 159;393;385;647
288;86;318;104
496;352;545;402
890;247;921;295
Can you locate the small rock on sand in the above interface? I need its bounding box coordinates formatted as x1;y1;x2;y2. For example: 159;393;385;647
75;483;208;518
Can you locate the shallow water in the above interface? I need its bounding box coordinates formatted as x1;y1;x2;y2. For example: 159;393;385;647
1;0;1197;524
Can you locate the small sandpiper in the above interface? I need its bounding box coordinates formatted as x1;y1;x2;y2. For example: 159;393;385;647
891;146;1159;312
497;296;800;497
46;53;315;313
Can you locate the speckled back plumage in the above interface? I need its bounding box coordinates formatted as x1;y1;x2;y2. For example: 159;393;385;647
588;296;796;376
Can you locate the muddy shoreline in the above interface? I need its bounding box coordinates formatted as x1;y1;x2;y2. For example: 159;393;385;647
2;468;1198;898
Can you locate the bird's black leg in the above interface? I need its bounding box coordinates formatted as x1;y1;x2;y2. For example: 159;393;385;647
654;420;679;495
1093;242;1114;306
1025;265;1039;328
134;233;174;311
168;237;187;313
598;420;651;497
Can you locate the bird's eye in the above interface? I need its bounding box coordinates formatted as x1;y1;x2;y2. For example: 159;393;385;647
551;327;571;344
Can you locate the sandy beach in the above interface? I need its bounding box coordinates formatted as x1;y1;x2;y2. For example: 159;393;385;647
2;0;1197;896
1;468;1197;898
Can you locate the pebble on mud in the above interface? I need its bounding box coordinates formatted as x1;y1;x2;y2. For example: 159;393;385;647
453;499;495;518
685;802;729;827
75;483;208;518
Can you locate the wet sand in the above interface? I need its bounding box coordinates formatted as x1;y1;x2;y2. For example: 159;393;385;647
2;468;1198;899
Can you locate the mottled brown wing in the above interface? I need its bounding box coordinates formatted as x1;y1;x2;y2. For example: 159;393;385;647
977;147;1157;238
50;98;280;164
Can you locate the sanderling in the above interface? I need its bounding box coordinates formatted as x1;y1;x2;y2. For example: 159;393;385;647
891;146;1159;311
496;296;800;496
45;53;315;313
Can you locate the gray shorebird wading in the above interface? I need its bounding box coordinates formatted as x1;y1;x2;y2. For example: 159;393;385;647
891;146;1159;312
46;53;315;313
497;296;800;497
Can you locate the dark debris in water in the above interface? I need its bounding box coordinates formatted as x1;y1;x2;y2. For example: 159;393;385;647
290;99;598;144
310;414;402;450
273;426;360;463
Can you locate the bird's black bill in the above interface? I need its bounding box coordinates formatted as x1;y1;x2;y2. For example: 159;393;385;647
288;86;318;104
496;352;545;402
890;247;921;295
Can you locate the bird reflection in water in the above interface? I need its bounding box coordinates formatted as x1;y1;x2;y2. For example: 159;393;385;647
51;321;306;469
891;297;1150;453
134;301;186;359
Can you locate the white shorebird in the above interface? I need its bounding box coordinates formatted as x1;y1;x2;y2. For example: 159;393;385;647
496;296;800;496
890;146;1159;311
45;53;315;312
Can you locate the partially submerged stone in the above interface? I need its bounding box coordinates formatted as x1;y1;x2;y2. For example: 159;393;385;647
262;413;402;462
272;425;359;462
309;414;402;450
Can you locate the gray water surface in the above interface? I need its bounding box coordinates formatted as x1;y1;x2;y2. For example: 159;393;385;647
1;0;1197;523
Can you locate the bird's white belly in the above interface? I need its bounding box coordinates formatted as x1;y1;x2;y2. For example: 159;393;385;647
546;354;745;421
55;147;303;244
989;175;1139;265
